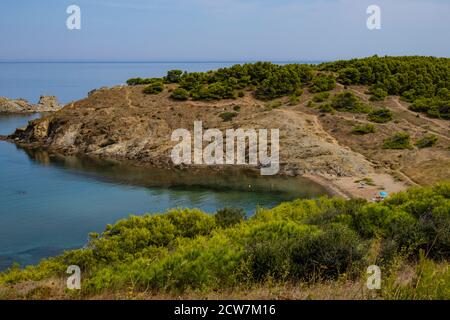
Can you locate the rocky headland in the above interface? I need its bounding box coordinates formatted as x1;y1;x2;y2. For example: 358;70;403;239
0;96;62;113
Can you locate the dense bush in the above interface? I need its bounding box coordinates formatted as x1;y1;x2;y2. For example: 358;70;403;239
410;98;450;119
383;132;412;149
1;183;449;296
338;67;361;85
351;123;376;134
310;74;336;93
219;112;237;122
368;108;394;123
215;208;246;228
369;87;388;101
312;92;330;103
289;94;300;105
192;82;236;100
165;70;183;83
127;78;161;86
170;88;190;101
319;103;334;113
126;57;450;117
415;135;438;148
331;91;371;113
319;56;450;118
143;81;164;94
130;62;314;102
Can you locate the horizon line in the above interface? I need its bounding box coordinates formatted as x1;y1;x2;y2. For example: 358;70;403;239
0;59;329;64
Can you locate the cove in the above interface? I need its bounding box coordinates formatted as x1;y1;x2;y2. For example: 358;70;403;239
0;113;328;270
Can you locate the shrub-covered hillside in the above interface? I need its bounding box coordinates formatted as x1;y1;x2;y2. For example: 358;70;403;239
126;56;450;119
319;56;450;119
1;183;449;299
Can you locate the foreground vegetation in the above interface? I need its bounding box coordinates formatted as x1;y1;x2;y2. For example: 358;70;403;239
1;183;449;299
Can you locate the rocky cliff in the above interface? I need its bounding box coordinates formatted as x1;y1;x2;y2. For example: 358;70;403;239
5;83;449;199
0;96;62;113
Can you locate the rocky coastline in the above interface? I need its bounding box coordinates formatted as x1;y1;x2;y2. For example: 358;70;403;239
0;96;62;114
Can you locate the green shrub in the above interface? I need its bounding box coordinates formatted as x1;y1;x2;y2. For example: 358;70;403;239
319;103;334;113
331;91;371;113
246;222;365;281
310;74;336;93
313;92;330;103
351;123;376;134
415;135;438;148
143;81;164;94
338;67;360;85
306;101;315;108
126;57;450;110
383;132;412;149
410;98;450;120
369;87;388;101
127;78;160;86
165;70;183;83
2;183;449;296
368;108;394;123
192;82;236;100
319;56;450;104
289;94;300;105
219;112;237;122
170;88;190;101
215;208;246;228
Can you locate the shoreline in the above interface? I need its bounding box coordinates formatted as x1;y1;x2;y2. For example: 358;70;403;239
3;136;409;201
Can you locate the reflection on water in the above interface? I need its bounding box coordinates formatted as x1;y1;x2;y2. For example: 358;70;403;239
24;148;327;198
0;113;328;270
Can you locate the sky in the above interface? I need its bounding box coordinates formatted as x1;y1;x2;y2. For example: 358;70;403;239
0;0;449;61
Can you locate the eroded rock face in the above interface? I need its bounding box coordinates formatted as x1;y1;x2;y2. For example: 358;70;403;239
0;96;63;113
8;85;374;178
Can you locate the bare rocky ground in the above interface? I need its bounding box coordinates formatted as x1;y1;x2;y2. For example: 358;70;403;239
2;84;449;199
0;96;62;113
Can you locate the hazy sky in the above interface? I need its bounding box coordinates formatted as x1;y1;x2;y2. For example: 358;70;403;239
1;0;449;61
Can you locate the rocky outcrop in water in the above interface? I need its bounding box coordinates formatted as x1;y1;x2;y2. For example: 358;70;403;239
0;96;62;113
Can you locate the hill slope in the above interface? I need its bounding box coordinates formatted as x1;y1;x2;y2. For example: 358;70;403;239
4;57;450;199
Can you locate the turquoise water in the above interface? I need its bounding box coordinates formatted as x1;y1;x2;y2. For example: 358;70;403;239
0;62;328;270
0;114;327;270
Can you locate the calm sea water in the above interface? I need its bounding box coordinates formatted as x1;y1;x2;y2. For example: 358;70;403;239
0;62;327;270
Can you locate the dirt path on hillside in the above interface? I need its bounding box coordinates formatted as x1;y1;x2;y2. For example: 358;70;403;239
278;107;409;199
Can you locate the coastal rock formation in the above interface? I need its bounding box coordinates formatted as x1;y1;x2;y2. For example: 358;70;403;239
8;85;373;177
0;96;63;113
7;83;449;198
